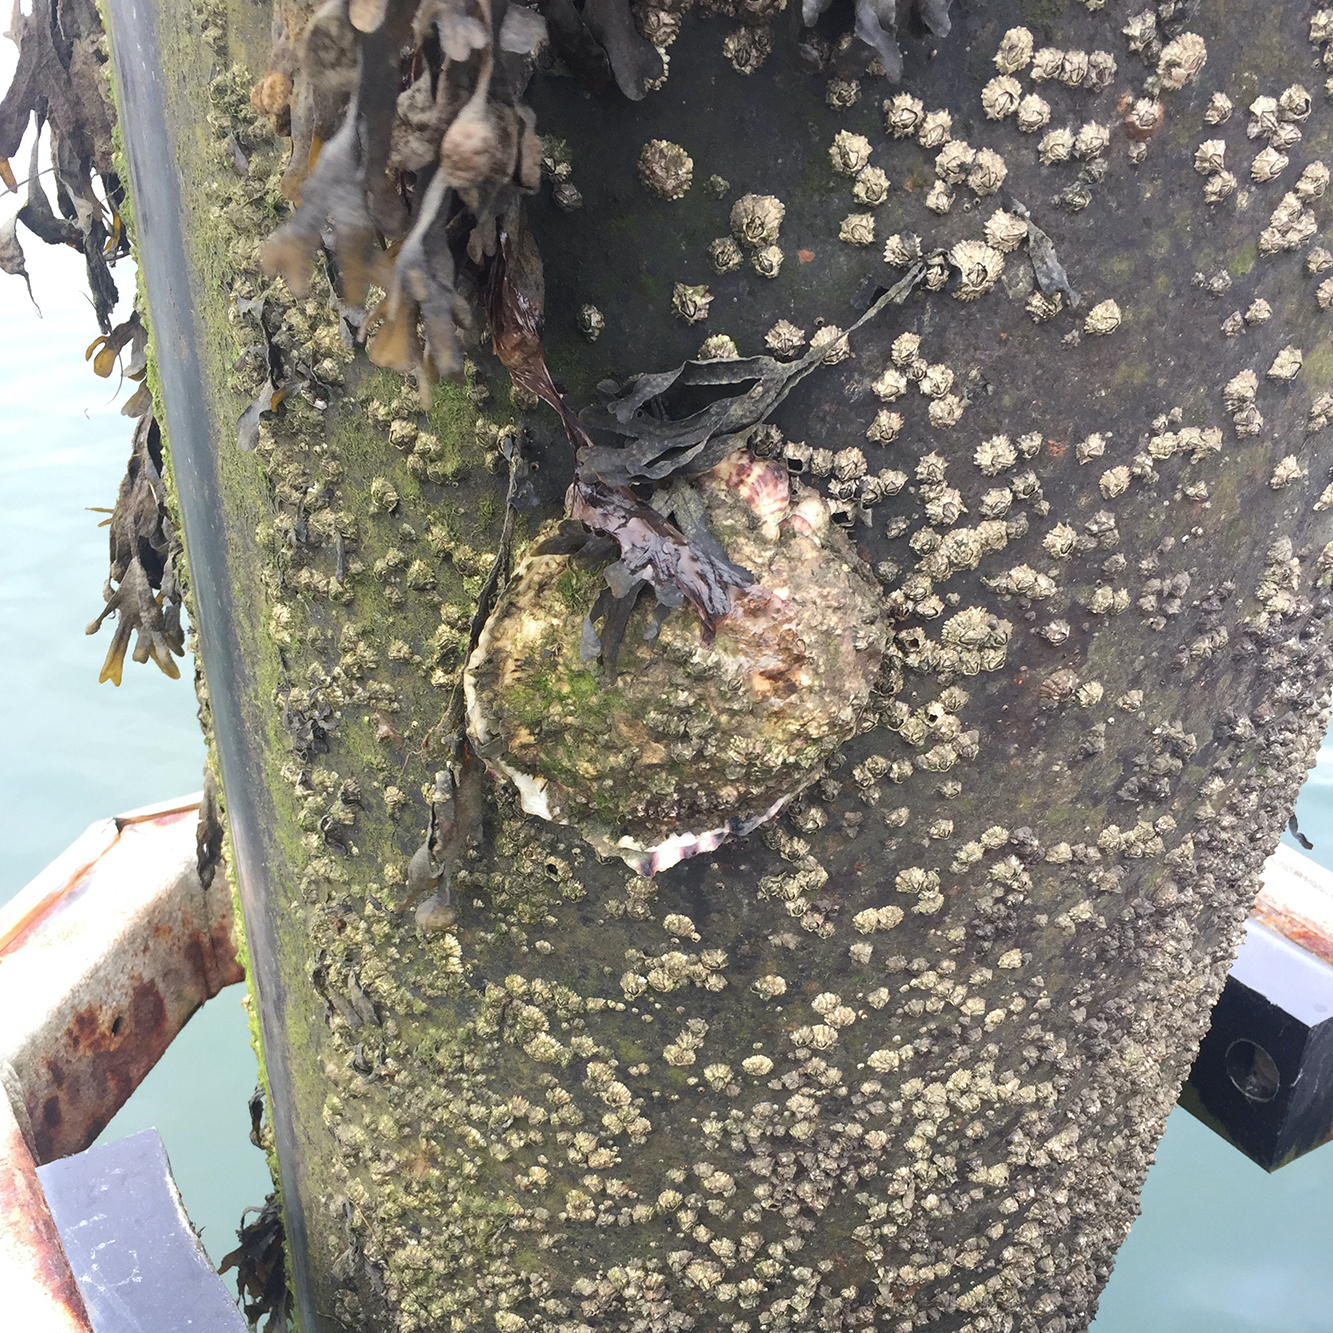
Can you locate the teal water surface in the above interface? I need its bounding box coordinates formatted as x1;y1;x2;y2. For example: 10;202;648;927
2;118;1331;1327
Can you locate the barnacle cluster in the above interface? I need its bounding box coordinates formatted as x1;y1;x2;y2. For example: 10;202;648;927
465;454;886;873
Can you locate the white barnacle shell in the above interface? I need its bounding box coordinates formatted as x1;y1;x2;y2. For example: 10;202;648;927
830;130;873;176
866;410;903;443
1269;120;1302;152
975;435;1017;475
730;193;785;247
1073;122;1110;159
1297;162;1329;201
1085;50;1117;90
984;209;1028;254
810;325;850;363
891;333;921;365
852;165;890;206
1270;456;1307;489
948;240;1006;300
968;148;1008;196
1248;96;1280;139
872;366;908;401
1308;248;1333;274
1222;369;1258;409
709;236;742;273
1075;433;1107;463
1083;300;1121;334
1193;140;1225;175
1043;524;1078;558
1038;128;1074;165
1280;84;1312;122
839;213;876;245
917;109;953;149
1030;47;1064;81
1059;50;1090;87
1267;345;1303;380
982;76;1022;119
751;244;784;278
1312;9;1333;43
1258;192;1316;253
1204;171;1237;204
919;364;954;398
928;395;966;429
1016;94;1051;133
925;180;954;214
1318;278;1333;310
1251;145;1289;182
672;282;713;324
638;140;694;199
994;26;1033;74
1157;33;1206;89
765;320;806;357
1099;466;1130;499
883;232;923;266
884;93;925;138
1204;92;1233;124
1246;299;1273;324
935;139;976;184
1026;289;1063;322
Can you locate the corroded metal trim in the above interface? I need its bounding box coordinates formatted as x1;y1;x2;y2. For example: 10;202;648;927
0;795;244;1162
0;1094;92;1333
1252;842;1333;970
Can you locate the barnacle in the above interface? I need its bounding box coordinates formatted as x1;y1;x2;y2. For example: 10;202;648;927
638;139;693;198
884;93;924;137
1267;346;1303;380
1038;128;1074;165
1205;92;1233;123
751;244;784;278
1251;146;1289;182
917;109;953;148
465;454;886;874
994;27;1033;74
1015;94;1050;134
671;283;713;323
1204;171;1237;204
839;213;876;245
984;210;1028;254
708;236;743;274
697;333;740;361
730;193;785;247
948;240;1005;300
1073;122;1110;159
1030;47;1063;81
852;165;890;206
1083;299;1122;335
883;232;923;266
577;304;605;341
826;76;860;108
981;76;1021;120
1297;163;1329;201
829;130;872;176
924;181;953;214
765;320;806;357
1157;33;1207;89
935;139;975;184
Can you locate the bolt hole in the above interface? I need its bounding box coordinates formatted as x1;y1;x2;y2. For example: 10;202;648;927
110;1016;124;1037
544;860;561;881
1225;1038;1280;1102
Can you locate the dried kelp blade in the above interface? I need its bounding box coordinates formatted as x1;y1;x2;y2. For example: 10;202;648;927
582;261;927;488
569;477;750;637
582;0;662;101
1010;197;1080;308
0;210;35;308
237;380;288;451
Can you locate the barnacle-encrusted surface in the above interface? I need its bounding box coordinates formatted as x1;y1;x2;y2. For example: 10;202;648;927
466;460;885;872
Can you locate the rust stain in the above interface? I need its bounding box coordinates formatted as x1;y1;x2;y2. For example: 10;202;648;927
31;980;170;1162
797;249;814;263
0;1111;92;1330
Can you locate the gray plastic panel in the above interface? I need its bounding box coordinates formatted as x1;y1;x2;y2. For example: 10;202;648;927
36;1129;245;1333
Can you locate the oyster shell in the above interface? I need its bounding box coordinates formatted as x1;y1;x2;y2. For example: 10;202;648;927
465;457;886;874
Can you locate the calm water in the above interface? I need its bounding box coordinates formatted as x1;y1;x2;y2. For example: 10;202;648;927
2;121;1331;1329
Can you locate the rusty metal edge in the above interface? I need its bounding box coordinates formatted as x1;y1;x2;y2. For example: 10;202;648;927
1252;842;1333;970
0;1094;92;1333
0;797;245;1161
